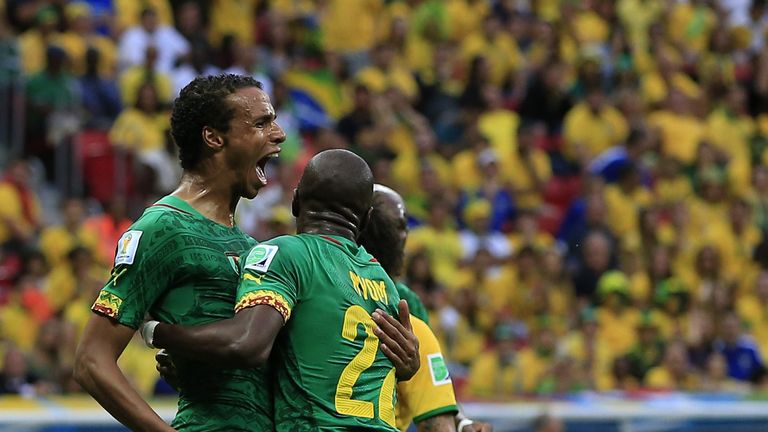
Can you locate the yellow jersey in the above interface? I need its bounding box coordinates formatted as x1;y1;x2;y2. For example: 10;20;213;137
396;317;458;431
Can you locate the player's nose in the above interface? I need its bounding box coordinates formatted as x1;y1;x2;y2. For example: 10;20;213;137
271;122;286;144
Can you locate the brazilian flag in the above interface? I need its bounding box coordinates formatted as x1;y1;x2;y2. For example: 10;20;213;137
283;69;346;131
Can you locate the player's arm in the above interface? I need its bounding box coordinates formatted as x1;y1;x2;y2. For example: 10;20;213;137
75;315;175;432
455;410;493;432
75;223;176;431
418;415;457;432
147;242;295;368
148;304;284;368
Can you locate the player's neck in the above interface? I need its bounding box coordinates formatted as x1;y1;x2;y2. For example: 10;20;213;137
298;212;359;243
172;172;238;227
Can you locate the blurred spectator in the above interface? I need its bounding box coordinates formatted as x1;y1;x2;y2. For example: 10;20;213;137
109;82;177;192
357;42;418;101
518;61;572;134
596;271;639;354
626;312;666;384
467;322;522;398
460;15;521;88
715;312;765;382
44;246;106;314
83;198;133;266
78;47;122;129
737;271;768;357
457;149;516;232
701;352;750;393
563;86;628;166
0;245;22;304
114;0;174;34
28;318;76;393
0;347;39;396
647;90;704;166
505;121;551;210
57;2;116;77
559;307;615;391
171;41;220;97
0;159;42;245
24;46;81;176
572;230;616;301
208;0;256;49
118;45;174;106
117;7;189;74
646;341;701;391
220;34;272;98
17;7;61;75
175;1;209;49
458;199;511;262
38;197;98;268
407;199;463;286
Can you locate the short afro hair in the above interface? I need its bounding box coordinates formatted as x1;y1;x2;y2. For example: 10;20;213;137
170;74;263;170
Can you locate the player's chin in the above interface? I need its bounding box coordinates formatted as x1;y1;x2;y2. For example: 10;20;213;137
242;183;264;199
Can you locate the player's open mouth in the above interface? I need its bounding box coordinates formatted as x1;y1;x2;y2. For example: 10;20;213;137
255;151;280;186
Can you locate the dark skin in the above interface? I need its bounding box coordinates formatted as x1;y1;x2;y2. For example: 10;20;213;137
74;85;285;432
151;149;420;380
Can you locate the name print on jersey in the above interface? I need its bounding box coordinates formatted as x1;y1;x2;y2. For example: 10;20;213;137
348;271;389;304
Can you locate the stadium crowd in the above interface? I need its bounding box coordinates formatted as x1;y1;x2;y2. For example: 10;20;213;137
2;0;768;402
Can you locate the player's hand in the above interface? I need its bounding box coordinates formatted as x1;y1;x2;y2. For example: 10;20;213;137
372;300;420;381
155;350;180;391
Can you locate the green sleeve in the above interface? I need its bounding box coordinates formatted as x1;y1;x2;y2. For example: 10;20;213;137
235;237;305;322
91;212;176;329
396;282;429;325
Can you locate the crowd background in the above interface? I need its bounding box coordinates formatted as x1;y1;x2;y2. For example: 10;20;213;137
1;0;768;402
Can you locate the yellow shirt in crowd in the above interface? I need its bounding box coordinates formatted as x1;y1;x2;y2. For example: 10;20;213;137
563;103;628;162
109;108;170;153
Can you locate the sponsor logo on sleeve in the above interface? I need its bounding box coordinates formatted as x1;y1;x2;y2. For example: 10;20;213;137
244;244;279;273
427;353;452;386
115;230;143;265
92;289;124;319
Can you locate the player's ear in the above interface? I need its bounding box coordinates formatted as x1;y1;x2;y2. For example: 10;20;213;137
291;188;299;217
202;126;225;151
358;206;373;237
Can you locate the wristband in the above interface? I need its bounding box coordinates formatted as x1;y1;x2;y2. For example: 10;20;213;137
458;418;475;432
141;320;160;348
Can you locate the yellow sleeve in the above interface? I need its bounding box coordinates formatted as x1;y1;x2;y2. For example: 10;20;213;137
396;317;458;431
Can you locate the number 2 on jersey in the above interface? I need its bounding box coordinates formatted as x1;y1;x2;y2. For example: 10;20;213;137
335;305;397;427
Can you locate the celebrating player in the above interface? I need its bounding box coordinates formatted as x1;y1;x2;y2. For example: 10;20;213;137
143;149;420;431
74;74;284;431
360;185;493;432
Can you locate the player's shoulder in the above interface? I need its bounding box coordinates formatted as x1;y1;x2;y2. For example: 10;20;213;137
129;200;191;233
241;235;308;272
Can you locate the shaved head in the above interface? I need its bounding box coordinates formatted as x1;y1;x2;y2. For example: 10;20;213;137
359;184;408;276
294;149;374;238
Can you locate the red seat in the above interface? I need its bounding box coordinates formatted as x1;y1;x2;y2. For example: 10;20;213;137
75;130;135;203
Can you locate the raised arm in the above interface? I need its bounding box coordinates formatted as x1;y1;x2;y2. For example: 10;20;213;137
146;305;285;369
74;315;174;432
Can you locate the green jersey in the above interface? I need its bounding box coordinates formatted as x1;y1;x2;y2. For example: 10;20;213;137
396;282;429;325
91;196;270;431
236;234;402;432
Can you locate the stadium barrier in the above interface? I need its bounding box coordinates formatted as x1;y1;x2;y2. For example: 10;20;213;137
1;394;768;432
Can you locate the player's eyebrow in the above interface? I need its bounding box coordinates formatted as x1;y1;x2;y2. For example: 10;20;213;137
252;113;276;123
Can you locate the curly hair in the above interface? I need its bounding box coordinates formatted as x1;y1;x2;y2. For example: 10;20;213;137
170;74;263;170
